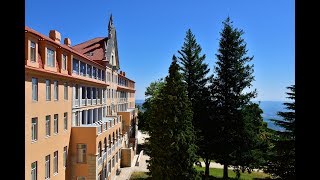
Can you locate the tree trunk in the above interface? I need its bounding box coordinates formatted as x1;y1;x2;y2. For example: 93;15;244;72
223;164;228;179
205;158;210;179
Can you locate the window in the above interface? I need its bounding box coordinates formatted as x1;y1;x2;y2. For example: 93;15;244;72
45;155;50;179
80;61;86;76
98;69;101;80
46;115;51;137
31;161;37;180
73;59;79;74
116;152;118;163
64;83;68;100
32;78;38;101
64;112;68;130
62;54;67;70
54;114;58;134
108;160;111;173
54;81;58;100
112;156;115;168
102;70;105;81
47;48;55;67
30;41;36;62
31;118;38;141
92;67;96;79
46;80;51;101
98;142;102;158
87;65;92;78
63;146;67;167
77;144;87;163
54;151;58;174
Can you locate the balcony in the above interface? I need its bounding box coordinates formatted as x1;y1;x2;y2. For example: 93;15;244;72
73;99;79;107
98;98;101;104
93;99;97;105
103;123;107;131
81;99;86;106
103;152;107;161
112;144;115;152
97;126;102;135
108;147;111;156
98;157;102;166
87;99;92;105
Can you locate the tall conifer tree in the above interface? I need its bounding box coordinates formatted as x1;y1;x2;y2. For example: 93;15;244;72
146;56;197;179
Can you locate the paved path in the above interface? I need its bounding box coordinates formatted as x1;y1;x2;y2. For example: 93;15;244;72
115;131;149;180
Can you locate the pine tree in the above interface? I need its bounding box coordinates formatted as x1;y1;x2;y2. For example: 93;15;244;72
265;85;295;179
210;17;257;179
146;56;198;179
177;29;213;178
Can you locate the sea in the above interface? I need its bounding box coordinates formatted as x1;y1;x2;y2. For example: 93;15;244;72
135;100;286;131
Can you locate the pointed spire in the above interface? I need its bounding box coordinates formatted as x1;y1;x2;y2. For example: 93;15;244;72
108;14;114;30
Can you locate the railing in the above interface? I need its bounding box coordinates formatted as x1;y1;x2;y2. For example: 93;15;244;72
103;123;107;131
87;99;92;105
108;147;111;156
98;157;102;166
97;126;102;134
73;99;79;107
81;99;86;106
98;98;101;104
112;144;115;152
93;99;97;105
103;152;107;161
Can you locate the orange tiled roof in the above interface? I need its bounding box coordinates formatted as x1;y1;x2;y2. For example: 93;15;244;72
25;26;105;68
73;37;108;61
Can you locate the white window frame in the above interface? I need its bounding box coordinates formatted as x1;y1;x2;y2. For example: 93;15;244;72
54;81;58;100
30;41;36;62
45;155;50;179
64;112;68;130
32;78;38;101
63;146;67;168
46;80;51;101
31;117;38;142
64;83;68;100
47;48;55;67
31;161;37;180
54;114;58;134
46;115;51;137
62;54;67;70
54;151;58;174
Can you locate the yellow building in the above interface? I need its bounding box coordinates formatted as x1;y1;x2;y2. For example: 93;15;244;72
25;16;138;180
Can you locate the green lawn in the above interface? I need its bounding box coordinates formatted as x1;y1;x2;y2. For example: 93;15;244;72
195;167;272;180
130;168;272;180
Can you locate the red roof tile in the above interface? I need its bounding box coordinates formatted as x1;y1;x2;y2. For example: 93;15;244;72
25;26;105;69
72;37;108;61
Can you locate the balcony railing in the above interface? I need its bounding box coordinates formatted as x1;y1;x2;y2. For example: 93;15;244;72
103;152;107;161
87;99;92;105
98;157;102;166
93;99;97;105
73;99;79;107
81;99;86;106
112;144;115;152
108;147;111;156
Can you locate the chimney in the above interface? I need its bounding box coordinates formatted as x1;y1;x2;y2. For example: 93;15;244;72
64;38;71;46
123;72;125;76
49;30;61;44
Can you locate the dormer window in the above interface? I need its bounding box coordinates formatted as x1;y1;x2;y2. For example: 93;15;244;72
30;41;36;62
47;48;55;67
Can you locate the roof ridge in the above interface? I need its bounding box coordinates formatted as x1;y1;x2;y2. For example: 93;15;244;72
73;37;106;47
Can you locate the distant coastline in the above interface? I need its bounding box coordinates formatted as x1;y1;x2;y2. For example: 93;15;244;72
135;100;285;131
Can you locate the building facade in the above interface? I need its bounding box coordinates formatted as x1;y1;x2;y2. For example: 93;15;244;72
25;16;138;180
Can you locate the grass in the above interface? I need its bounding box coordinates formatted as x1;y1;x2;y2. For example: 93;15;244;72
130;168;272;180
130;171;151;180
195;167;272;180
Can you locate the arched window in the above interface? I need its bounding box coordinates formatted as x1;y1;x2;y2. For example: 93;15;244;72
104;138;107;153
98;141;102;158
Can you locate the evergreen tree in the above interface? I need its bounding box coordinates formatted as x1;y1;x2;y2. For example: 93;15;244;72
177;29;213;178
210;17;257;179
264;85;295;179
146;56;198;179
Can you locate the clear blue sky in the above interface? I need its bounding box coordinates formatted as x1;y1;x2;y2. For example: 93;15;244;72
26;0;294;101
